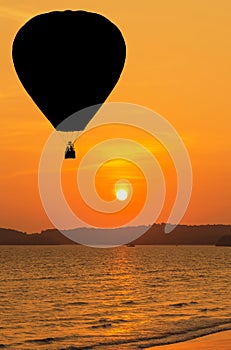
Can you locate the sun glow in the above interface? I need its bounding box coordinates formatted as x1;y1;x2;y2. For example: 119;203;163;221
116;189;128;201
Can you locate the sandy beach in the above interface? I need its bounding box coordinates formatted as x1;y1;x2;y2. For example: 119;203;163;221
149;330;231;349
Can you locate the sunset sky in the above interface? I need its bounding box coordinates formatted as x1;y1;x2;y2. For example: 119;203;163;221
0;0;230;232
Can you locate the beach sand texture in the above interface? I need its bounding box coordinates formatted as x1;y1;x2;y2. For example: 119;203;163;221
151;330;231;350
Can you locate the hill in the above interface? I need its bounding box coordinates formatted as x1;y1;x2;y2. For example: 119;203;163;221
133;224;231;245
0;228;74;245
215;235;231;246
0;224;230;245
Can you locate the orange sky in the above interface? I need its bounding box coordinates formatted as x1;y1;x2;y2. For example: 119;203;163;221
0;0;230;232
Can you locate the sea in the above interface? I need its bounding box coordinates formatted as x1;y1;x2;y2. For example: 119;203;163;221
0;245;230;349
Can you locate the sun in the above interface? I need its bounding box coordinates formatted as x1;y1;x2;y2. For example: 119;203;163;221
116;189;128;201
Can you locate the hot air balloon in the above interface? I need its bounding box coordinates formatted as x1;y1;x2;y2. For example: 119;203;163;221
12;10;126;158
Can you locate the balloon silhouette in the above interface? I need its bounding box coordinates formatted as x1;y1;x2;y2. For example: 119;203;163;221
12;10;126;132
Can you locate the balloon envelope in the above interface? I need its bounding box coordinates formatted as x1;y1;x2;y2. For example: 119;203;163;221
12;10;126;131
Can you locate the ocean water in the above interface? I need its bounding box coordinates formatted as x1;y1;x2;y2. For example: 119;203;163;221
0;245;230;349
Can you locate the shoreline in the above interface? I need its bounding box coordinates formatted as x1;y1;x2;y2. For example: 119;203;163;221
148;330;231;349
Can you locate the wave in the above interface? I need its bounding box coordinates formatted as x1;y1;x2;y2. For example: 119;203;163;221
26;337;58;344
91;323;112;329
59;320;231;349
122;300;136;305
26;334;73;345
89;317;130;329
67;301;89;306
169;301;198;308
160;313;189;318
140;323;231;349
60;346;94;350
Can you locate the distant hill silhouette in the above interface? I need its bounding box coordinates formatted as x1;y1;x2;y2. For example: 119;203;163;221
0;228;74;245
215;235;231;246
0;224;230;245
133;224;231;246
